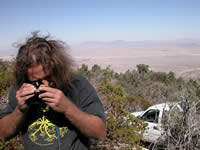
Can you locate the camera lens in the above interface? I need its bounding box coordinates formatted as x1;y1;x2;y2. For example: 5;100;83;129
32;80;42;89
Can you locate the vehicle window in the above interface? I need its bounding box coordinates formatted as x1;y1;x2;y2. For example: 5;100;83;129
141;109;159;123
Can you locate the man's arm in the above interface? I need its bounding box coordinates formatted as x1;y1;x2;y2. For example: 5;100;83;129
0;106;25;140
64;99;106;140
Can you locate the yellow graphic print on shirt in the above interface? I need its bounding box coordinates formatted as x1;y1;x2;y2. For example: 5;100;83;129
28;115;68;146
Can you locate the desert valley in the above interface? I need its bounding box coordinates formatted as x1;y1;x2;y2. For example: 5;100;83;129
1;39;200;79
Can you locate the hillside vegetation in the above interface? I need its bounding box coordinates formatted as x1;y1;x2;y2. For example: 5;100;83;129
78;63;200;109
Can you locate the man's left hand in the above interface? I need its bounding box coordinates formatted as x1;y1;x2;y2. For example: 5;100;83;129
38;85;69;113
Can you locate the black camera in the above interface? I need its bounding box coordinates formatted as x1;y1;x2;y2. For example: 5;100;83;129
32;80;42;91
26;80;45;106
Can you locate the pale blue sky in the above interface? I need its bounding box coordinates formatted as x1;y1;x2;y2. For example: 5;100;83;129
0;0;200;54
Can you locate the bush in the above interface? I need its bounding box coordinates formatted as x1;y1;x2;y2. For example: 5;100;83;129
97;82;147;149
0;135;24;150
126;96;151;112
151;96;200;150
0;60;13;103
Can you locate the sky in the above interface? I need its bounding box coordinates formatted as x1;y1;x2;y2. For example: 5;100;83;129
0;0;200;55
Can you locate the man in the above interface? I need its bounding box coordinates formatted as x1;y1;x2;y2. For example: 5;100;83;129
0;32;106;150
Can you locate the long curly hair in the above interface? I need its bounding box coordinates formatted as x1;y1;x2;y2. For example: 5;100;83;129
14;32;74;89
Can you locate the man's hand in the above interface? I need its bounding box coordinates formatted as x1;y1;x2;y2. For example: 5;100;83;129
16;83;35;112
38;85;68;113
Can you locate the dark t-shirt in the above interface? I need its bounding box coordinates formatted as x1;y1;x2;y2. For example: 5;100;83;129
0;74;105;150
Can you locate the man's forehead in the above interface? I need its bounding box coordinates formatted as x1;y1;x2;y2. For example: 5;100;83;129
27;64;50;81
29;64;49;72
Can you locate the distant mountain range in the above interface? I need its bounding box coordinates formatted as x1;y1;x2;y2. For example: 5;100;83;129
72;39;200;49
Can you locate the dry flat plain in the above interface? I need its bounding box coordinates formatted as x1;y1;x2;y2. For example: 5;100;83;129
71;39;200;79
1;39;200;79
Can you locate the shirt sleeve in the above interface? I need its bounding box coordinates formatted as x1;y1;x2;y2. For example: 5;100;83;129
77;75;106;123
0;87;17;118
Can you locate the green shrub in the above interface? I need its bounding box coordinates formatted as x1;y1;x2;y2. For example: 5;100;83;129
0;60;13;101
0;71;12;96
127;96;151;111
0;135;24;150
99;82;147;149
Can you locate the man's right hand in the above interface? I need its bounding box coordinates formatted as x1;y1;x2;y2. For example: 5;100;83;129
16;83;36;112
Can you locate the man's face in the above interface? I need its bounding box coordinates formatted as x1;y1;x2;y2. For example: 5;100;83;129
27;64;49;82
